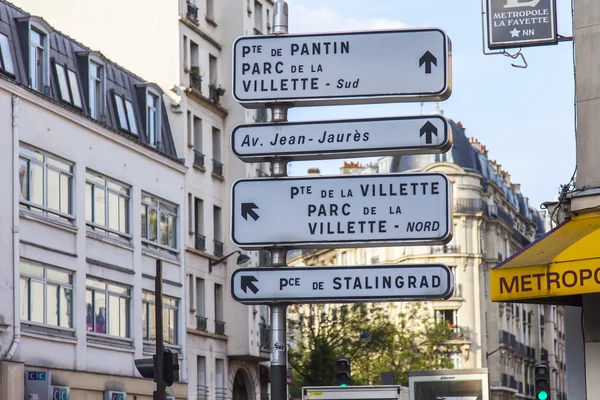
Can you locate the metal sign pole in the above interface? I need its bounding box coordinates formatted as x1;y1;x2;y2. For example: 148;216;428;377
269;4;290;400
154;259;166;400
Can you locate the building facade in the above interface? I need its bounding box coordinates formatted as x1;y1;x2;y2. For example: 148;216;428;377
0;1;188;398
288;120;567;400
6;0;276;399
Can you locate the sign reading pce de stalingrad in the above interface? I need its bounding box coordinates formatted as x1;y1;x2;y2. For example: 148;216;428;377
231;115;452;162
231;173;452;249
233;29;451;107
487;0;557;49
231;265;454;304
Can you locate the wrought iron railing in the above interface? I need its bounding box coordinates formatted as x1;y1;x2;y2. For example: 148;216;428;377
190;71;202;91
430;245;461;254
215;319;225;335
212;159;223;177
454;198;489;215
215;387;227;400
214;240;223;257
187;1;199;20
195;233;206;251
193;150;205;168
196;316;207;331
197;385;209;400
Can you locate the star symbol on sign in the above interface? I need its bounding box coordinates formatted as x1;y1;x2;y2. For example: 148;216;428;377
510;28;521;38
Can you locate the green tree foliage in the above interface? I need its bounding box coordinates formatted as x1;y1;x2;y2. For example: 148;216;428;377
287;302;462;396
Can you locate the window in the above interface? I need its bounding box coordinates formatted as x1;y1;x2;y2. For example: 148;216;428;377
85;171;130;237
266;9;271;33
206;0;214;20
435;309;457;327
212;127;221;161
146;92;160;147
195;198;204;235
19;144;73;220
213;205;222;241
86;278;130;337
113;93;138;135
89;61;103;119
20;260;73;329
190;41;199;72
209;55;217;85
29;28;46;91
197;356;207;398
0;33;15;75
254;1;263;33
142;292;178;345
183;35;189;70
194;116;203;152
141;193;178;252
214;283;223;321
215;359;225;400
196;278;205;317
54;63;83;108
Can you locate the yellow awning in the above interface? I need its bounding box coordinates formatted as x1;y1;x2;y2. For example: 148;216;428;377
490;212;600;305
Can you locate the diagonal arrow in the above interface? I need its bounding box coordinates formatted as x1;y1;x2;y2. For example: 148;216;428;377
420;121;438;144
241;202;260;221
241;275;259;294
419;51;437;74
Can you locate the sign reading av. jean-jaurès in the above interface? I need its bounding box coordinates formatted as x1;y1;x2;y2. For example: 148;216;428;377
487;0;557;49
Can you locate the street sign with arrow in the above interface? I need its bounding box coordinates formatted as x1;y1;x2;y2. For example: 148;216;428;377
231;115;452;162
231;173;452;249
233;28;452;107
231;265;454;304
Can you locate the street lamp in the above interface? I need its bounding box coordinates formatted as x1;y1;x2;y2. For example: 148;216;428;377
209;250;250;273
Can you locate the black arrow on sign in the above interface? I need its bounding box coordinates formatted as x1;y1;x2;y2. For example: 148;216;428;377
419;51;437;74
241;276;259;294
241;202;260;221
420;121;438;144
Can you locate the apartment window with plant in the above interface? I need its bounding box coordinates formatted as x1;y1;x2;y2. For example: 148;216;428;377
114;93;138;135
141;193;178;253
86;278;130;338
0;33;15;76
142;292;179;345
89;61;103;119
146;91;161;147
190;41;201;91
20;260;73;329
29;27;47;91
54;63;83;108
19;144;73;221
86;171;130;238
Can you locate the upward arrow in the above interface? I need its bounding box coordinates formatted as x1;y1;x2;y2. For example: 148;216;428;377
241;275;259;294
420;121;438;144
419;51;437;74
241;202;260;221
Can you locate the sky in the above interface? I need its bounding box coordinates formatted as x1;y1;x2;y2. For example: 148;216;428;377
283;0;576;210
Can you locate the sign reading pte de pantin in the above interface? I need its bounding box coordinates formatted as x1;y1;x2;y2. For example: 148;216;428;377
231;265;454;304
233;29;452;107
231;115;452;162
486;0;557;49
231;173;452;249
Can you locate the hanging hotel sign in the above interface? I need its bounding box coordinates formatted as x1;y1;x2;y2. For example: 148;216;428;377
486;0;557;49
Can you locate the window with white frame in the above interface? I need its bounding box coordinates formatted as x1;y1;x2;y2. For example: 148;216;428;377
89;61;103;119
206;0;214;20
141;193;178;252
113;93;138;135
142;291;178;344
86;277;130;337
0;33;15;76
19;144;73;220
20;260;73;329
54;63;83;108
146;91;161;147
254;1;263;32
29;27;47;91
197;356;207;397
85;171;130;238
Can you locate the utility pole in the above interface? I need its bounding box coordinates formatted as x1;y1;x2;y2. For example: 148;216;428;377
155;259;166;400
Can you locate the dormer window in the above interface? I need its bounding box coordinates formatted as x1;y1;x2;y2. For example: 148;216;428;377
89;61;103;119
146;92;160;147
54;63;83;108
114;93;138;135
0;33;15;76
29;28;46;91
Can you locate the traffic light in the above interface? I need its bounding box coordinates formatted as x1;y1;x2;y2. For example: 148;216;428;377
335;357;351;386
134;350;179;386
534;363;550;400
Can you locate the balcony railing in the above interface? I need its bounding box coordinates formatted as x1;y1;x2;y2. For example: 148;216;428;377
499;330;510;345
209;84;225;105
501;373;508;387
498;207;514;228
454;198;489;215
197;385;209;400
430;245;461;254
190;70;202;92
215;388;226;400
451;326;471;342
193;150;205;168
187;1;199;20
196;316;208;331
518;381;523;394
215;319;226;335
259;323;271;350
214;240;223;257
212;159;224;177
195;233;206;251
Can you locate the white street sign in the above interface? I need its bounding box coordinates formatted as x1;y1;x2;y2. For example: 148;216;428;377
231;265;454;304
231;115;452;162
231;173;452;249
233;29;452;107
